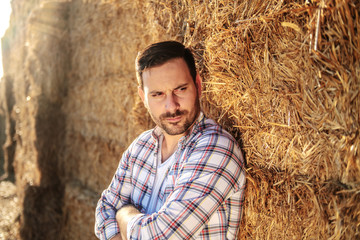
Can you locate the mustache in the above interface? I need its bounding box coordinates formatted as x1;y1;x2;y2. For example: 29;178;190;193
160;109;188;119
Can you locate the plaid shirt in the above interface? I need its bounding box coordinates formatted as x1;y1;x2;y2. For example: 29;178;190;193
95;113;246;240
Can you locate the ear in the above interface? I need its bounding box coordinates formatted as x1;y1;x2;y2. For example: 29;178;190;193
138;86;145;103
195;74;202;97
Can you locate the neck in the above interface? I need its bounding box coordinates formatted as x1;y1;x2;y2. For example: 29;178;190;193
161;133;183;163
160;111;200;162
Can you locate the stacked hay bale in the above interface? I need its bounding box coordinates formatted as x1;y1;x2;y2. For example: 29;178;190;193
197;1;360;238
60;2;145;239
1;0;358;239
1;0;70;239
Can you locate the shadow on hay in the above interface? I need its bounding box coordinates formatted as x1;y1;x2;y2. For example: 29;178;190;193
19;98;65;240
0;75;16;183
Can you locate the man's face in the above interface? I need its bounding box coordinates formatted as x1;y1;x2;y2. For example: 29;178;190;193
138;58;201;136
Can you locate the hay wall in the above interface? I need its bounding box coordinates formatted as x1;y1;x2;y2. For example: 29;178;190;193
1;0;358;239
2;0;69;239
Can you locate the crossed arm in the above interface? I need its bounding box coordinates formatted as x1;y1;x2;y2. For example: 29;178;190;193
111;205;140;240
95;132;245;240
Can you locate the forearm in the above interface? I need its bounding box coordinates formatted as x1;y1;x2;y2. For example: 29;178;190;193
110;234;123;240
95;149;134;239
95;196;119;239
116;205;141;239
95;185;130;239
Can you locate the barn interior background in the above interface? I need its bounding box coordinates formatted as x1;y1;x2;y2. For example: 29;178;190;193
0;0;359;239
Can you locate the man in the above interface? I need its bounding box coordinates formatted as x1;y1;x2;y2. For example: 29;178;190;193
95;41;246;240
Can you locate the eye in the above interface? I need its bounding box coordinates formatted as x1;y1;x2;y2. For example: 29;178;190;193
150;92;163;98
175;86;187;94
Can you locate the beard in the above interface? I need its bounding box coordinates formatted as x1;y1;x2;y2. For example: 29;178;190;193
149;98;200;136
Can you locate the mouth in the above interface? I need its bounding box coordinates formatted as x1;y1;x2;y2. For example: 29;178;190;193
165;115;182;123
161;110;186;123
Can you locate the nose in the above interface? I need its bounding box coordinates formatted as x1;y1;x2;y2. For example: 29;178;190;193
165;93;179;112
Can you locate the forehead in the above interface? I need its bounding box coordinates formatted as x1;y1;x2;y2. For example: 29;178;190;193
142;58;193;90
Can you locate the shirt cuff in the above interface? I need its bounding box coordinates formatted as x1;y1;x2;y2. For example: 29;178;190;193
99;219;120;240
127;213;145;239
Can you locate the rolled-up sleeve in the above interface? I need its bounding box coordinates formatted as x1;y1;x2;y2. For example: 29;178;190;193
95;146;134;240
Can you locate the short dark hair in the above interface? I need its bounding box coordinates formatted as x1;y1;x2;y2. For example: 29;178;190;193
136;41;197;88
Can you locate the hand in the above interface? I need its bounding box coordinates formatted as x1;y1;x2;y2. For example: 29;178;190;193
116;205;141;239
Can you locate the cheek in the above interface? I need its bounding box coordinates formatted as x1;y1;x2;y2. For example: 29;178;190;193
147;100;162;114
182;92;198;107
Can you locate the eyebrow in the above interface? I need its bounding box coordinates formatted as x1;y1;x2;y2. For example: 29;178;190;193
149;83;189;95
174;83;189;90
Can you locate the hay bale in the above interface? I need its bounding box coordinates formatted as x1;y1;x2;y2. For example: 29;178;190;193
62;0;145;190
62;180;98;240
59;1;154;236
186;1;359;239
2;0;70;238
0;181;19;240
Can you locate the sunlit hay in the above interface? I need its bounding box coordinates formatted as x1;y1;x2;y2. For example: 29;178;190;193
194;1;359;239
62;0;146;195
